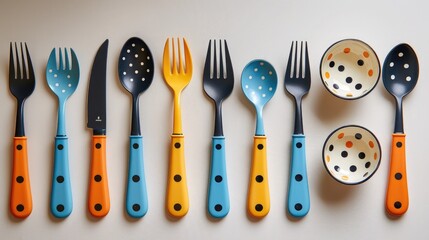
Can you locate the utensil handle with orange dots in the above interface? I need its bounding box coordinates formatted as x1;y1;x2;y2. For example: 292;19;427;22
10;137;32;218
166;135;189;218
386;133;409;216
247;136;270;218
88;135;110;217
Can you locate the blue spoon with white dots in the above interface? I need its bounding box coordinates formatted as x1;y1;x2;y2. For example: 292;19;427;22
46;48;79;218
118;37;154;218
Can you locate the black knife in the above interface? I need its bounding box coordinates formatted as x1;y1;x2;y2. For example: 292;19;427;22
87;39;110;217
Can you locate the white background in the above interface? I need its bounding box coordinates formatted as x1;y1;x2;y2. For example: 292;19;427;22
0;0;428;239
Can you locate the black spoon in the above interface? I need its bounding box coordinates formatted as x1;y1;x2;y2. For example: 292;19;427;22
118;37;154;218
382;43;419;216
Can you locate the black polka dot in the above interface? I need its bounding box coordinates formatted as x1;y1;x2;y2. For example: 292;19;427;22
358;152;366;159
133;204;140;211
365;162;371;168
296;142;302;148
334;165;340;172
215;144;222;150
357;59;364;66
355;133;362;139
94;175;102;182
214;204;222;212
346;77;353;83
174;204;182;211
333;84;339;89
16;176;24;183
255;175;264;182
57;176;64;183
255;204;263;212
355;84;362;90
295;203;303;211
132;175;140;182
257;144;264;150
395;173;402;180
133;143;139;149
350;165;357;172
295;174;303;182
338;65;345;72
56;204;64;212
215;175;222;183
57;144;64;150
394;201;402;209
341;151;348;158
16;204;24;212
94;204;102;211
329;145;334;151
16;145;22;150
396;142;403;148
174;142;181;148
329;61;335;68
95;143;101;149
174;174;182;182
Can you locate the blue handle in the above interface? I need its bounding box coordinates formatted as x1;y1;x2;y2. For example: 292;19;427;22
126;136;148;218
287;135;310;217
50;137;73;218
208;137;230;218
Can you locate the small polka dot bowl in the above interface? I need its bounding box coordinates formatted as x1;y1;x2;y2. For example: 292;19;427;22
320;39;381;100
322;125;381;185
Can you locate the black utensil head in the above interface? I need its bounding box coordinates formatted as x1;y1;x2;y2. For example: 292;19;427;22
118;37;154;97
383;43;419;98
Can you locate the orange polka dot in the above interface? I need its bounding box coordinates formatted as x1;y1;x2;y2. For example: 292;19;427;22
344;48;350;53
342;175;349;181
326;155;331;162
368;69;373;77
369;141;374;148
363;51;369;58
327;53;333;60
325;72;330;79
338;133;344;139
374;152;378;160
346;141;353;148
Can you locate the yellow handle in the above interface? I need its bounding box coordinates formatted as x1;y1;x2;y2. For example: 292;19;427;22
386;133;408;216
10;137;32;218
88;136;110;217
166;135;189;217
247;136;270;218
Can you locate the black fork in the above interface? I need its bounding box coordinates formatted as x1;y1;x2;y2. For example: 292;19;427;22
284;41;311;218
203;39;234;218
9;42;36;218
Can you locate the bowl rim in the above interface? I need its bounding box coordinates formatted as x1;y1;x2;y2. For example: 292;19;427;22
319;38;381;100
322;124;382;185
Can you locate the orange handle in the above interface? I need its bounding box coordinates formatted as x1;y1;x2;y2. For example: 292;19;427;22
88;136;110;217
386;133;408;216
10;137;32;218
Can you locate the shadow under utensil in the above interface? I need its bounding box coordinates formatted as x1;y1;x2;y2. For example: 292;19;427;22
313;87;353;123
317;164;356;204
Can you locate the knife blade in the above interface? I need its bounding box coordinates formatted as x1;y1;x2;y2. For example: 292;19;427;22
87;39;110;217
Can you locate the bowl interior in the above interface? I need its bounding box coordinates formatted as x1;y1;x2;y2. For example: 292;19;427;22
323;125;381;184
320;39;380;99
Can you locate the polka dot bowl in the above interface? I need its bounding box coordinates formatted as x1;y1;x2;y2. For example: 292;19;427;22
323;125;381;185
320;39;381;100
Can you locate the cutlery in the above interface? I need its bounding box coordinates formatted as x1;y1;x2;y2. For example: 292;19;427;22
383;43;419;216
9;42;35;218
87;39;110;217
162;37;193;218
46;48;79;218
203;39;234;218
118;37;154;218
241;59;277;218
284;41;310;217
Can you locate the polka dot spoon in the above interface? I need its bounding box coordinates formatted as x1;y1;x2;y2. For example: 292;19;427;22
46;48;79;218
383;43;419;216
241;60;277;218
118;37;154;218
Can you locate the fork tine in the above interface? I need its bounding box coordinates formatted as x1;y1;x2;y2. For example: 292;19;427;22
9;42;15;80
293;41;298;78
203;40;212;79
219;40;224;79
59;48;64;70
20;43;28;79
163;38;171;75
304;42;310;79
183;38;192;75
224;40;233;79
15;43;21;80
65;48;70;70
285;41;293;78
70;48;79;72
299;41;303;78
172;38;178;74
178;38;185;74
213;40;217;79
25;43;34;80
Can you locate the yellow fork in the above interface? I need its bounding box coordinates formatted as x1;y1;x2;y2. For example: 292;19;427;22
162;38;193;218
